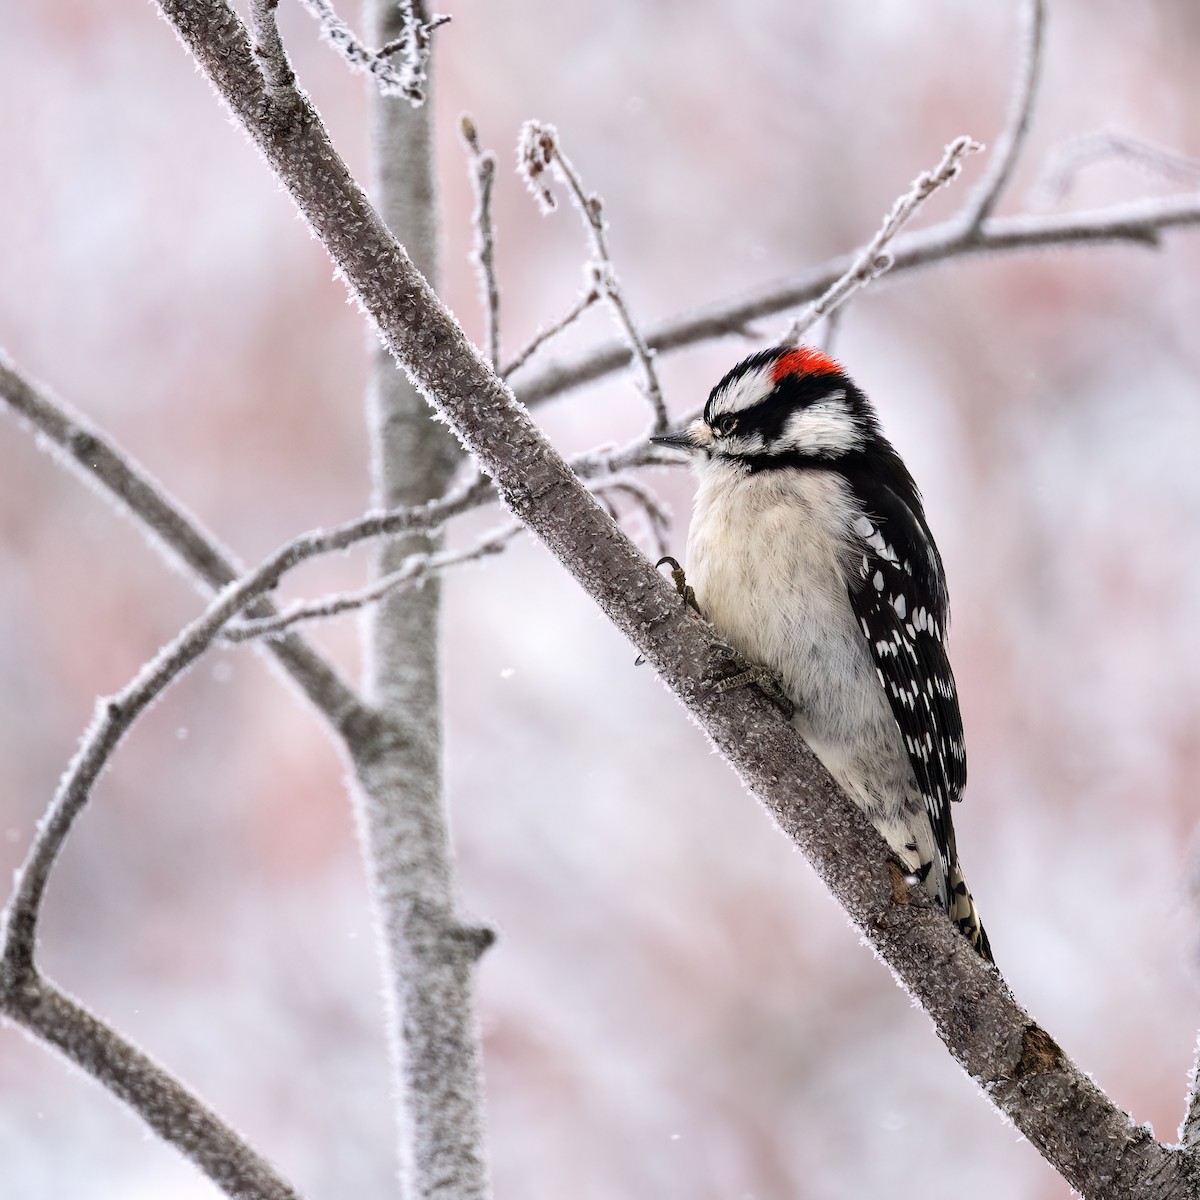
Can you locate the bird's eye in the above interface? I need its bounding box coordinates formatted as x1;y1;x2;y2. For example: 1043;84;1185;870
714;415;738;437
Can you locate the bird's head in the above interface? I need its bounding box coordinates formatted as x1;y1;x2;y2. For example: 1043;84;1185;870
653;345;881;470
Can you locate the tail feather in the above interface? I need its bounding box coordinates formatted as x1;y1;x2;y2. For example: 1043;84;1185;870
947;859;992;962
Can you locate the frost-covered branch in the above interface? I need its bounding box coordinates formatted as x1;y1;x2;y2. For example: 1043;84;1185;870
297;0;446;101
512;191;1200;408
0;352;364;732
151;4;1200;1193
780;135;981;345
960;0;1046;230
460;115;501;366
520;121;670;434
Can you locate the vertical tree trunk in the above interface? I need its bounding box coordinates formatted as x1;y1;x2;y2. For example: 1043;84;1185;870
354;4;491;1196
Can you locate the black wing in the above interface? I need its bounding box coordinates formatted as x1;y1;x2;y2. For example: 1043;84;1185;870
843;478;966;876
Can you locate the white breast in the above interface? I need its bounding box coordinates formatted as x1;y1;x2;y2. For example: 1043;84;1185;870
685;459;913;821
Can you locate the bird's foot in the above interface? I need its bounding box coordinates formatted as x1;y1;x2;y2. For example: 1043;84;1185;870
656;556;700;615
706;642;796;720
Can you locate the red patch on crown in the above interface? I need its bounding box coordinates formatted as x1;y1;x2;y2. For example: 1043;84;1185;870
770;346;841;383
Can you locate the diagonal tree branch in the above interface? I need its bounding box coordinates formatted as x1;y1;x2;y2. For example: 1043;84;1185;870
1182;1039;1200;1153
150;2;1200;1194
0;973;299;1200
0;352;365;733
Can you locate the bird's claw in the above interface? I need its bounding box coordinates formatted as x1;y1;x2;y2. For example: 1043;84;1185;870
705;642;796;719
656;555;700;614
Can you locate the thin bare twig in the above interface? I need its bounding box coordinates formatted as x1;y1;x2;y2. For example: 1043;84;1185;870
0;352;364;731
961;0;1046;230
519;121;671;434
1038;130;1200;203
500;283;601;379
226;521;524;641
460;115;501;366
298;0;447;101
780;135;982;347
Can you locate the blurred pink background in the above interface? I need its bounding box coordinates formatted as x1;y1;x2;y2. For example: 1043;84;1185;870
3;1;1200;1197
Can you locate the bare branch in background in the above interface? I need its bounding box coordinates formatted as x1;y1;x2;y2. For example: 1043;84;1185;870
595;478;671;561
779;135;982;347
148;4;1200;1191
0;352;364;731
512;190;1200;409
459;115;502;365
1038;130;1200;203
297;0;448;101
359;0;492;1194
500;281;600;378
520;121;671;434
960;0;1046;230
224;478;669;643
227;521;524;641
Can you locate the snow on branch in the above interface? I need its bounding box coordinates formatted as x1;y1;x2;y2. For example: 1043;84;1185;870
223;475;671;642
298;0;448;102
519;120;671;435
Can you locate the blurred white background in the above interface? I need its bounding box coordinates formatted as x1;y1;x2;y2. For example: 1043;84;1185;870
3;1;1200;1197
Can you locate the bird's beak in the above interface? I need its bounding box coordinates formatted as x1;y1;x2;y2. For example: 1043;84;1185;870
650;419;712;454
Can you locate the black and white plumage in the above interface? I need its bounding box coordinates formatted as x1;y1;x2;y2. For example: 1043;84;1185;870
654;345;990;959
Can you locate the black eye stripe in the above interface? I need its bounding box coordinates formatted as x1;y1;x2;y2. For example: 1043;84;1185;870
706;374;850;442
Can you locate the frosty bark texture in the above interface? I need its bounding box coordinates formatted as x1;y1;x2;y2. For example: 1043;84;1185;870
152;1;1200;1194
358;1;492;1196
